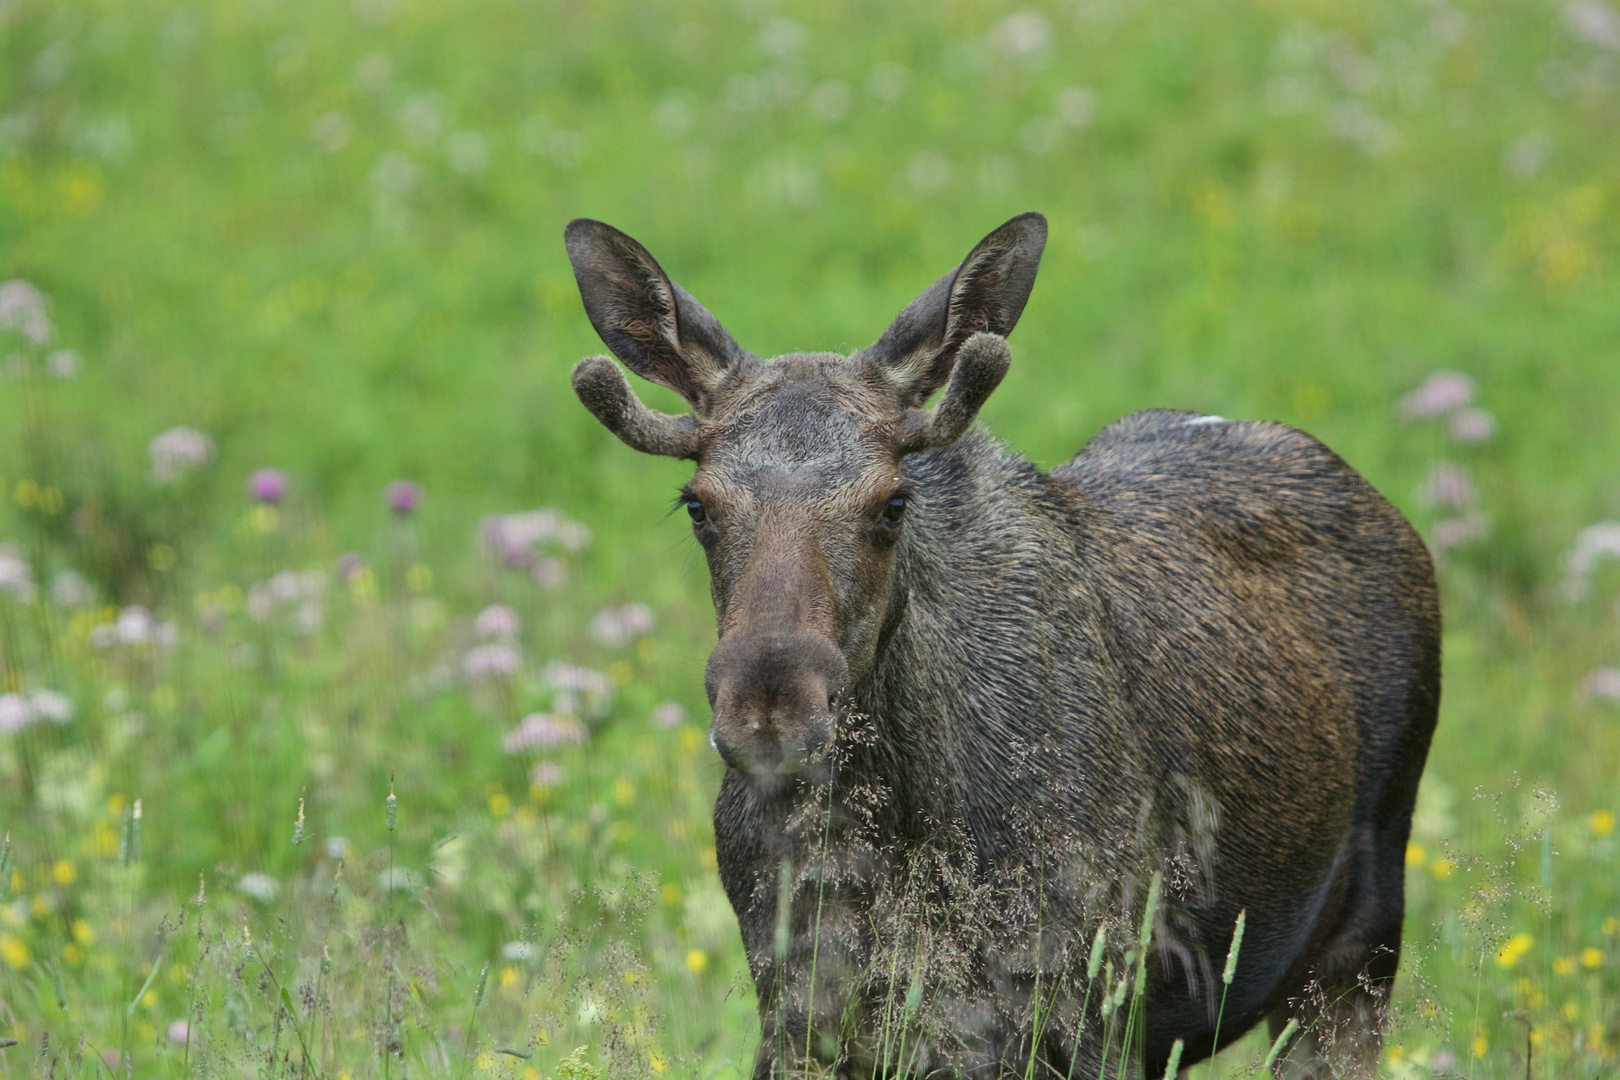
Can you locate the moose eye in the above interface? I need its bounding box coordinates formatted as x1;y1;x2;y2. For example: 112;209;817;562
882;495;907;525
685;498;707;524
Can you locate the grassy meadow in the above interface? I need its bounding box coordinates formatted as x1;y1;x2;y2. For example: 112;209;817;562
2;0;1620;1075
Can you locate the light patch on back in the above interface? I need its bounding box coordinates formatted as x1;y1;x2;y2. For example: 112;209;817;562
1183;415;1228;426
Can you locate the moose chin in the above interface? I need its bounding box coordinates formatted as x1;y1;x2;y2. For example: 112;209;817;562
564;212;1439;1079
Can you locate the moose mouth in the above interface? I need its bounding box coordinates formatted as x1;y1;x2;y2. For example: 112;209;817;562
708;716;835;775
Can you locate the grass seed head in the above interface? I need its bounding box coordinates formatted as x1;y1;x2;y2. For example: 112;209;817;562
1087;923;1106;980
1163;1037;1183;1079
1223;909;1246;985
1264;1018;1299;1070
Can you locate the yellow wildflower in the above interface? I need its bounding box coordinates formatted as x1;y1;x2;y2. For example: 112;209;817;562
1405;842;1425;867
685;949;708;973
1591;809;1616;837
0;933;29;968
1580;947;1603;969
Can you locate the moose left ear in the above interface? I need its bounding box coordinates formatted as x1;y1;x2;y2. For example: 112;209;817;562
863;212;1046;407
565;218;749;411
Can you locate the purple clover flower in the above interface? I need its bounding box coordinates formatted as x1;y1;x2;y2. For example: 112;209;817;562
248;469;290;504
385;480;422;514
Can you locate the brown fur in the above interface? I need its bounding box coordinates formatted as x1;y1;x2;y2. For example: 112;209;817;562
564;214;1439;1078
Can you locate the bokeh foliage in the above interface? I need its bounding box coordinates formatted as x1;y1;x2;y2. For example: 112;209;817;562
2;0;1619;1076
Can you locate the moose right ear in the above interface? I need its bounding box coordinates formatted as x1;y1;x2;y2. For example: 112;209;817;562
564;219;747;409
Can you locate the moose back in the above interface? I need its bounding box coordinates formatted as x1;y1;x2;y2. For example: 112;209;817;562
564;213;1439;1079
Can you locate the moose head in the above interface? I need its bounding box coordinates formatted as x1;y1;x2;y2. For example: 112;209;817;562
566;214;1047;778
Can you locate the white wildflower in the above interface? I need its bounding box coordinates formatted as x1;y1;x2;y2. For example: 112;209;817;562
238;872;280;902
0;280;51;345
149;427;216;484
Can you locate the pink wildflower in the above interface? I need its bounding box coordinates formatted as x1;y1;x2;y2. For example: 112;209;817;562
1420;461;1476;509
502;712;587;752
0;280;51;345
1432;512;1488;549
1447;408;1495;443
1581;668;1620;702
0;694;31;734
1566;0;1620;48
474;604;519;638
1398;371;1475;420
385;480;422;514
479;508;590;568
651;701;687;728
463;643;520;679
589;602;654;648
247;469;289;504
543;661;611;697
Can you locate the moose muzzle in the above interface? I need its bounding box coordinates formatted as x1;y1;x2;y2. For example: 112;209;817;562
706;629;848;775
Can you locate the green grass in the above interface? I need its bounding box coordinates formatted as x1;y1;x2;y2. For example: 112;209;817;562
2;0;1618;1075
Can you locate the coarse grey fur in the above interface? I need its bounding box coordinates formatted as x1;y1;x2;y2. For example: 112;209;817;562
563;212;1440;1079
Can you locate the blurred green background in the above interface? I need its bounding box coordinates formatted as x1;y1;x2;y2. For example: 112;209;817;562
3;0;1619;1076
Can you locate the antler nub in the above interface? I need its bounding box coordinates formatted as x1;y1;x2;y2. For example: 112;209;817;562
572;355;699;459
899;332;1013;452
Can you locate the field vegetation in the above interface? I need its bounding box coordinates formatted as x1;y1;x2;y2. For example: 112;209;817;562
2;0;1618;1075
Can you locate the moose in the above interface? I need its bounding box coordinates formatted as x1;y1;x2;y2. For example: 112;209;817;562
565;212;1439;1078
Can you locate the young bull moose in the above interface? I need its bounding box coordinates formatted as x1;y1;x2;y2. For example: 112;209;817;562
564;213;1439;1079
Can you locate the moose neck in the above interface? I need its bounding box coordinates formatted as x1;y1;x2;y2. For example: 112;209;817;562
852;430;1109;811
